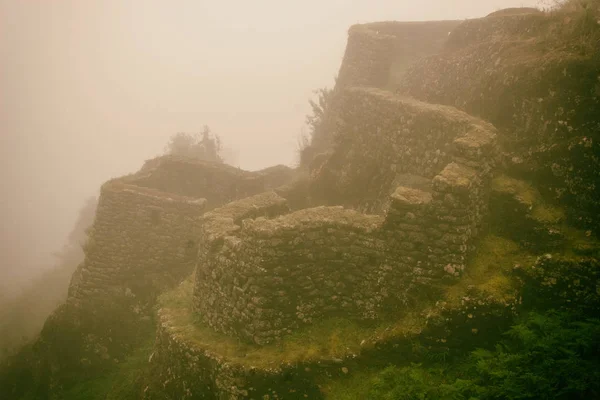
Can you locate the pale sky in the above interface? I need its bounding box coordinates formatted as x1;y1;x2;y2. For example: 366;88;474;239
0;0;540;289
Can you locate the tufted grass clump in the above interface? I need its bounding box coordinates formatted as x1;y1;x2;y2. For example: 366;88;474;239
530;203;565;224
444;235;533;305
546;0;600;55
491;175;538;207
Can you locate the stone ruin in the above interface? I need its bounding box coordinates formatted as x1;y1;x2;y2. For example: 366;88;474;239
192;88;497;345
64;20;499;350
18;8;600;398
186;20;500;345
64;156;296;349
52;21;502;366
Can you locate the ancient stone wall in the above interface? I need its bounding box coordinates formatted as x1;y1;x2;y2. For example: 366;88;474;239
310;87;497;214
148;305;322;400
68;182;206;307
309;20;461;156
193;105;496;344
40;158;296;370
128;155;295;208
67;157;296;307
194;204;386;344
396;12;600;233
336;21;461;90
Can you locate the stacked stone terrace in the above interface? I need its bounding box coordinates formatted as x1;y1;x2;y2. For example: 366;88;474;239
193;75;498;344
67;156;295;309
68;182;206;307
65;18;499;362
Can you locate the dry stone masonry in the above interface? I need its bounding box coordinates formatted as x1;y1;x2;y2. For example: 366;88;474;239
8;11;599;400
68;182;206;307
310;87;496;213
192;85;497;344
397;11;600;233
69;157;294;309
43;157;295;369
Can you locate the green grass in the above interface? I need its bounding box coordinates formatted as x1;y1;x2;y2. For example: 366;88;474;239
321;229;598;399
59;338;154;400
445;235;534;305
319;368;380;400
156;228;597;399
560;224;600;258
52;230;593;400
321;235;537;399
158;233;536;374
492;174;566;225
530;203;565;224
491;175;539;207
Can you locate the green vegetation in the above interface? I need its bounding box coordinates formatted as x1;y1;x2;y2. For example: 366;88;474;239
164;125;223;163
157;233;535;373
321;369;380;400
530;203;565;224
328;311;600;400
58;338;154;400
491;175;539;208
491;174;567;235
323;223;599;399
444;235;531;305
299;85;334;166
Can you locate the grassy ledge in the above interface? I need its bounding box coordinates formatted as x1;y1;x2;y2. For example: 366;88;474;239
157;233;534;373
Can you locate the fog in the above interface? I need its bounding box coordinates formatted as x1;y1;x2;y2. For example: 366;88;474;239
0;0;540;294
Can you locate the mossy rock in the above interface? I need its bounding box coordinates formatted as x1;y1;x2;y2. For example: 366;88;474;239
490;174;566;250
516;254;600;314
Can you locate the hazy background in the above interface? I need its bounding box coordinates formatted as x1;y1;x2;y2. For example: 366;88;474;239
1;0;540;295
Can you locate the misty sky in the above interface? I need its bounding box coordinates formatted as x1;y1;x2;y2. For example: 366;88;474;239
1;0;540;290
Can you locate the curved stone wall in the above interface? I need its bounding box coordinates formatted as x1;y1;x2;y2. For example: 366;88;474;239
310;87;497;214
193;107;496;344
41;159;296;369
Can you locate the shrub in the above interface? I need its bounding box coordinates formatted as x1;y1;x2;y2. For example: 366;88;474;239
367;311;600;400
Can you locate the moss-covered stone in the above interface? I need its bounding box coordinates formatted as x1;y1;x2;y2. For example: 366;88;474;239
398;11;600;234
490;174;568;250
